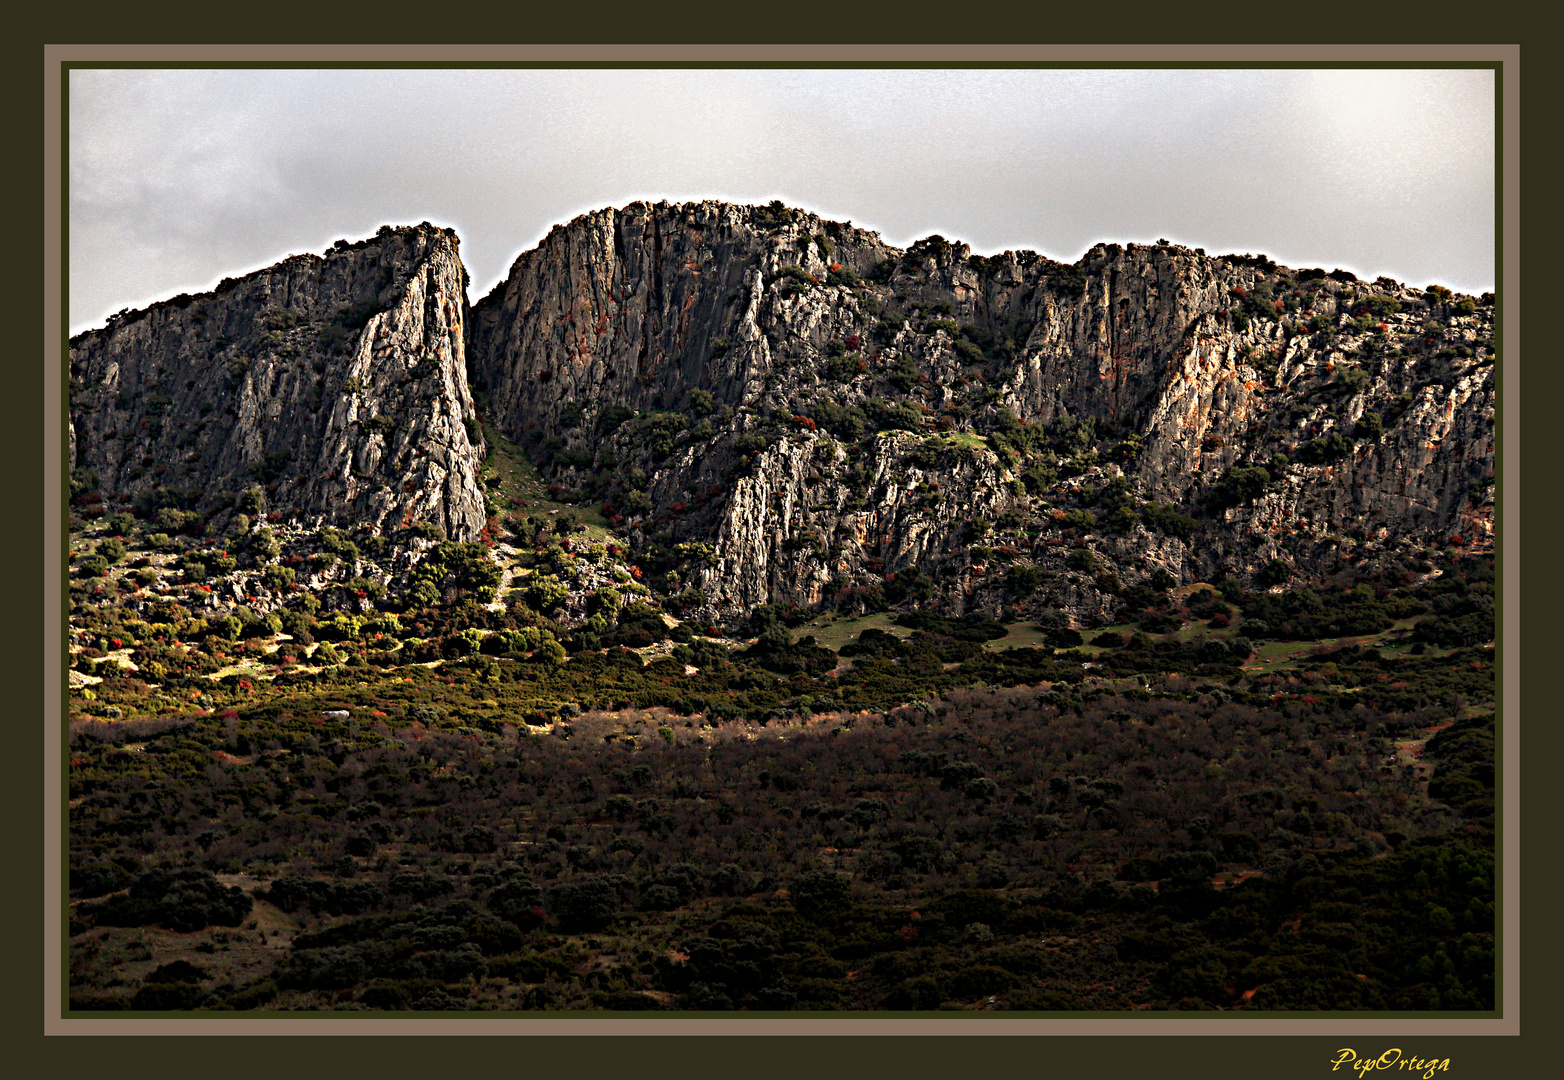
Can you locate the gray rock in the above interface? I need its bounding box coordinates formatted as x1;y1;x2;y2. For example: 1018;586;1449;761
71;204;1494;628
69;224;486;540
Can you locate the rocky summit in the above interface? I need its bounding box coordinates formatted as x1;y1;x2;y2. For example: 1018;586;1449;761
70;224;487;543
70;201;1495;630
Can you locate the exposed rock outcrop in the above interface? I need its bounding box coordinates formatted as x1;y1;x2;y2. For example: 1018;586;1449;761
468;200;896;427
466;202;1494;624
68;202;1495;628
69;224;487;540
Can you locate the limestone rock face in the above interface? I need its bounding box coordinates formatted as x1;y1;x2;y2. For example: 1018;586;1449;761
468;200;897;428
995;244;1493;545
689;429;1020;616
70;202;1495;626
467;202;1494;624
69;225;487;540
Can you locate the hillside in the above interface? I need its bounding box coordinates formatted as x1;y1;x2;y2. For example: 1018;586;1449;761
71;201;1495;632
63;202;1497;1015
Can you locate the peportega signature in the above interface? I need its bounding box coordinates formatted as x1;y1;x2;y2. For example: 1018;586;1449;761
1331;1049;1451;1077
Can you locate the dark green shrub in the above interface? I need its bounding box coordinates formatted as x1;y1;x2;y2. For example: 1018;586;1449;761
88;868;251;932
1139;612;1182;634
885;975;944;1010
226;982;278;1010
387;872;454;903
71;860;132;898
790;869;851;922
1021;462;1057;495
1006;565;1047;595
1261;559;1293;587
1067;549;1096;573
1354;412;1384;440
1297;431;1355;465
250;450;293;483
488;879;546;926
334;299;381;329
146;960;207;984
1206;467;1271;512
590;403;633;435
131;982;206;1011
1141;503;1195;541
751;200;792;229
71;466;101;500
547;879;621;933
1046;262;1087;299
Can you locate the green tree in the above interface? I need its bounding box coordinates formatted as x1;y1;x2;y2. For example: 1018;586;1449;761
1261;559;1294;587
547;879;621;933
237;485;267;515
70;467;100;500
790;869;851;922
248;528;281;560
1207;467;1271;512
1354;412;1384;441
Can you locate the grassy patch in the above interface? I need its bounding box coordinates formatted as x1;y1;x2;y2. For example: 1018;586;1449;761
478;414;612;538
789;612;909;652
981;624;1052;652
932;430;989;451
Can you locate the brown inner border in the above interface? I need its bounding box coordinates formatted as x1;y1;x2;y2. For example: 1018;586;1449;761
42;42;1520;1036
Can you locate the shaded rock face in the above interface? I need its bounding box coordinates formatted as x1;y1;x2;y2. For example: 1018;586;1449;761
467;203;1495;623
70;225;487;540
468;200;897;427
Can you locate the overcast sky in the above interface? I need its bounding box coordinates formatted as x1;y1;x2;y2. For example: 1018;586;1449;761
68;67;1495;334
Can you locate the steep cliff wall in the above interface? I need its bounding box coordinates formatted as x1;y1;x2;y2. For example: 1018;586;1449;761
468;200;896;426
467;202;1495;623
994;243;1494;543
69;224;488;540
68;202;1494;627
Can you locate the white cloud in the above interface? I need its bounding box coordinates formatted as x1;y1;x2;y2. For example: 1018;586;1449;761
68;67;1495;333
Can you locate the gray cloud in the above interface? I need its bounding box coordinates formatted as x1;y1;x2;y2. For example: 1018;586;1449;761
69;67;1495;333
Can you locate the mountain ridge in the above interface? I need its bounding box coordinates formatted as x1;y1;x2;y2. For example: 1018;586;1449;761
68;200;1495;629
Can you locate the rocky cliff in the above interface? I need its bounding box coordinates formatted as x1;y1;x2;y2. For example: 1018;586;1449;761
69;223;488;541
466;201;1494;625
69;202;1495;628
468;200;897;427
